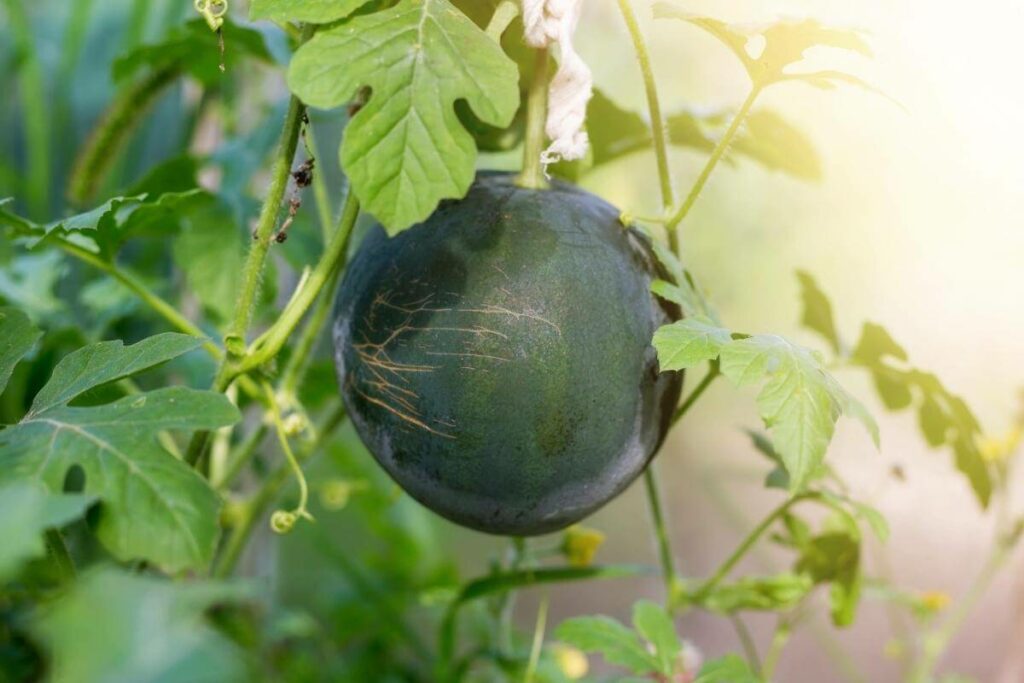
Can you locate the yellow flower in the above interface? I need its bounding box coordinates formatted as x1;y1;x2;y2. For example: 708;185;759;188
919;590;951;612
978;426;1022;464
562;525;605;567
552;643;588;680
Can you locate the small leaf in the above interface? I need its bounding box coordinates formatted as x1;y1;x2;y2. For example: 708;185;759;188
653;316;731;371
555;616;660;675
721;335;875;490
795;270;840;353
654;4;873;90
694;654;761;683
0;334;240;572
632;600;681;675
872;369;914;410
851;322;908;365
0;482;94;580
698;573;813;613
794;531;862;626
250;0;370;24
33;567;252;683
0;191;210;260
288;0;519;233
0;306;41;396
172;200;245;325
918;395;951;447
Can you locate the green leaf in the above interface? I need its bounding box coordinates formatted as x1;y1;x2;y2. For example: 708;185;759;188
0;251;68;322
632;600;681;675
250;0;370;24
654;4;873;89
172;200;245;325
555;616;660;675
0;191;209;260
0;482;94;580
0;334;240;572
918;394;951;447
699;573;813;613
794;531;861;626
647;238;720;323
721;335;877;490
851;322;908;365
733;110;822;181
695;654;761;683
795;270;840;353
0;306;41;395
288;0;519;233
653;316;731;371
33;567;251;683
112;20;273;85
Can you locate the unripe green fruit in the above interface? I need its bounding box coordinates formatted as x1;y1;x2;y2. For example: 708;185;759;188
333;172;681;535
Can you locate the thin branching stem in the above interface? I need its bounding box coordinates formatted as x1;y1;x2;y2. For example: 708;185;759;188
516;48;550;190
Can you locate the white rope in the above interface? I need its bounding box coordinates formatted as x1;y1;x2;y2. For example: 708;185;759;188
522;0;593;170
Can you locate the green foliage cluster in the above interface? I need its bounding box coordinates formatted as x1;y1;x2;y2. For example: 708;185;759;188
0;1;1018;682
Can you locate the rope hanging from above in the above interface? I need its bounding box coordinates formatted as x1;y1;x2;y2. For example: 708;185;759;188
522;0;593;170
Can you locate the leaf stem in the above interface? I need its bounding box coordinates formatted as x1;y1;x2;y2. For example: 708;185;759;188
664;84;762;241
53;237;220;358
644;465;682;606
730;614;761;672
516;48;550;190
523;594;549;683
221;89;309;361
687;492;819;606
615;0;675;215
485;0;520;42
760;615;793;681
44;529;76;583
672;360;719;424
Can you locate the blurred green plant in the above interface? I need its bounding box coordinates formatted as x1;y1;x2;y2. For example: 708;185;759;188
0;2;1018;683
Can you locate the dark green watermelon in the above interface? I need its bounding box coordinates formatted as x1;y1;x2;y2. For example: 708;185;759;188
333;172;681;535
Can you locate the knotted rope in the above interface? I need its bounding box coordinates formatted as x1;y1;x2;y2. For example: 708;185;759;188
522;0;593;169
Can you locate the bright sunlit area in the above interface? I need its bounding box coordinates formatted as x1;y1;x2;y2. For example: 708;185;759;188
1;0;1022;681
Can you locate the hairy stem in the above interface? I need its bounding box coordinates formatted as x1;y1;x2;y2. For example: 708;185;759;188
67;66;179;206
5;0;51;218
615;0;676;216
302;120;335;239
221;92;309;361
240;192;360;373
516;48;550;190
665;84;762;239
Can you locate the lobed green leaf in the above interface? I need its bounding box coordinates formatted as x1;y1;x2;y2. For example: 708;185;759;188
0;482;94;580
288;0;519;233
0;306;41;396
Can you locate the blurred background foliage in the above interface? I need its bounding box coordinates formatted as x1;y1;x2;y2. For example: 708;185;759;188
1;0;1022;681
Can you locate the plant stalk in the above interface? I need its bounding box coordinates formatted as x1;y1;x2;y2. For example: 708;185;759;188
615;0;675;215
672;361;719;424
665;84;762;239
644;466;681;605
485;0;520;42
516;48;550;190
